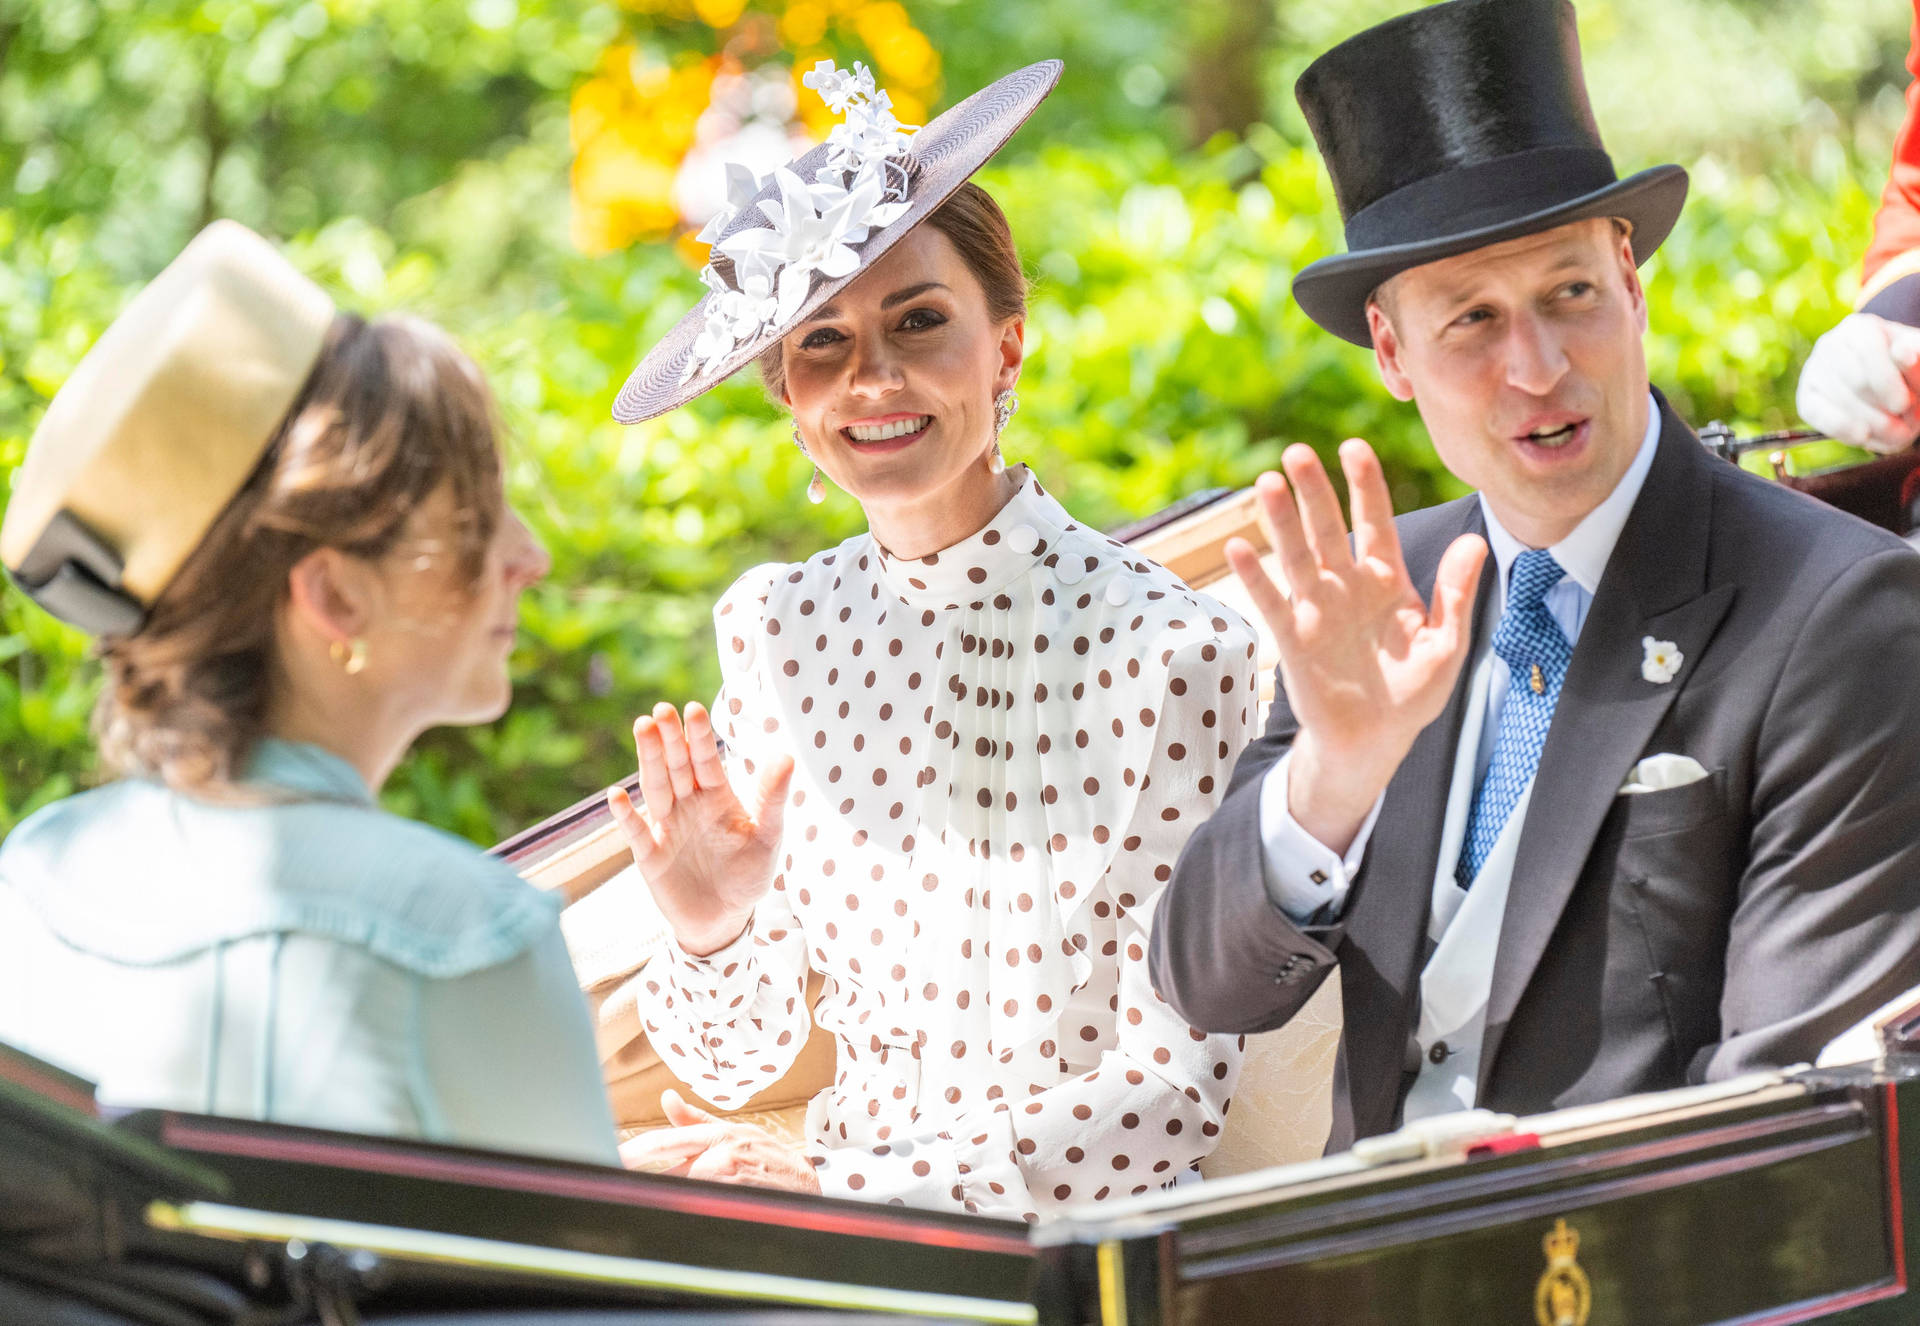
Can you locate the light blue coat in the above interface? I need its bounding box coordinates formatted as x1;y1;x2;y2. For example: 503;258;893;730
0;739;617;1166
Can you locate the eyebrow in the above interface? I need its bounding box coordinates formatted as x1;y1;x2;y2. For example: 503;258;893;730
1433;250;1595;313
881;281;949;309
801;281;952;324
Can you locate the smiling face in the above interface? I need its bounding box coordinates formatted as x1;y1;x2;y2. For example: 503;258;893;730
1368;217;1653;549
776;223;1024;533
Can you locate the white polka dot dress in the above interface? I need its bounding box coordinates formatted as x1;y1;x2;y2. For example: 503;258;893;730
633;469;1258;1219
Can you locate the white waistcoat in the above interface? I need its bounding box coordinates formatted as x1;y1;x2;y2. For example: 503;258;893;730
1402;646;1534;1122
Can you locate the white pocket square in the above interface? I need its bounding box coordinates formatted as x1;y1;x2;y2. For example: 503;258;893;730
1619;753;1710;795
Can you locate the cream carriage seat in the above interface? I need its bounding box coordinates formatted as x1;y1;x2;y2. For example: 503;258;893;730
496;487;1340;1169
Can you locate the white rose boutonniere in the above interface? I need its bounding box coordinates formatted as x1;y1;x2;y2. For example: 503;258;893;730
1641;636;1683;684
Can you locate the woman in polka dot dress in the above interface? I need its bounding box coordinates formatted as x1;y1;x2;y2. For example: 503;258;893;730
608;62;1258;1220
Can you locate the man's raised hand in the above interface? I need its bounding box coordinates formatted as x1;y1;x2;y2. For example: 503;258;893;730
607;701;793;957
1225;439;1486;854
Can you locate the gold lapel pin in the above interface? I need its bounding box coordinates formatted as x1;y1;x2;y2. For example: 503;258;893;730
1529;663;1545;695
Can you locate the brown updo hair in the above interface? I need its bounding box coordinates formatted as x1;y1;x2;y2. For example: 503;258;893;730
93;312;504;793
759;180;1028;401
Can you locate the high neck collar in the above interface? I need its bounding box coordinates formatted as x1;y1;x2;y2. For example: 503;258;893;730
871;467;1077;608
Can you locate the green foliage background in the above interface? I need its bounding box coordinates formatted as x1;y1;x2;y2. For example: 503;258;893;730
0;0;1909;842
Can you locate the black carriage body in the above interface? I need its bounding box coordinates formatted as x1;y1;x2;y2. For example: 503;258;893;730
1042;1068;1914;1325
6;1038;1920;1325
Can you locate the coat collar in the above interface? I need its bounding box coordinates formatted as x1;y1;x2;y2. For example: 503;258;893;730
245;738;375;806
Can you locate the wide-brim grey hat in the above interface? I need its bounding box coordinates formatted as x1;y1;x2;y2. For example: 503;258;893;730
613;59;1063;425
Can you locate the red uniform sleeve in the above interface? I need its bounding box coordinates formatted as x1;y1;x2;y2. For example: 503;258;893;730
1862;0;1920;303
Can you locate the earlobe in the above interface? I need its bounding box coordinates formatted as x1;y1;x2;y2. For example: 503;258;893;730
1618;233;1647;330
1367;305;1416;402
995;318;1026;392
286;549;372;651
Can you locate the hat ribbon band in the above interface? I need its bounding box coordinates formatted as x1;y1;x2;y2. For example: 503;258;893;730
1343;145;1620;253
9;510;145;637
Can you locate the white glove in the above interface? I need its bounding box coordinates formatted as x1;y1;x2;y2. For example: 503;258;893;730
1796;312;1920;454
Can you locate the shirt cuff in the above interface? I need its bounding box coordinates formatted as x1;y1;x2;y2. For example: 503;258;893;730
1256;751;1381;923
659;917;760;991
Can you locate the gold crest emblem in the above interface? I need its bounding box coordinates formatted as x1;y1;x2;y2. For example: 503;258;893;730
1534;1219;1592;1326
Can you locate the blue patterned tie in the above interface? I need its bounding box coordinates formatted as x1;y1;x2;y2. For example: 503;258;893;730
1456;549;1571;887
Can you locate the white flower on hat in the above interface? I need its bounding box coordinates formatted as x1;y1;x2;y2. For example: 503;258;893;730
719;167;863;322
1641;636;1683;684
682;59;920;381
696;161;768;245
802;59;874;114
824;88;916;175
717;271;779;339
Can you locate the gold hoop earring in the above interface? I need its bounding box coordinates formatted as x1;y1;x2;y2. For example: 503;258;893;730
329;638;367;676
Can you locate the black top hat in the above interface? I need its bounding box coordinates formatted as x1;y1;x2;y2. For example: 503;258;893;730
1291;0;1687;346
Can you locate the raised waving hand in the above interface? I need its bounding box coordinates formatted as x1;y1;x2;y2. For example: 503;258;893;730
1225;439;1487;855
607;701;794;957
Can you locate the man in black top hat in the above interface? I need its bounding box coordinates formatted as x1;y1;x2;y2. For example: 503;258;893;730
1150;0;1920;1150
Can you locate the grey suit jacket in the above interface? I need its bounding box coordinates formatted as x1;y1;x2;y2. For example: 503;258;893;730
1149;395;1920;1151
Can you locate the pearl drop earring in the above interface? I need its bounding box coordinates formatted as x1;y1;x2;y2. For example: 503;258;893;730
793;421;826;504
989;387;1019;475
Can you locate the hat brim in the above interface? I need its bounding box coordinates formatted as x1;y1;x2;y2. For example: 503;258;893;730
613;60;1063;425
1291;164;1689;348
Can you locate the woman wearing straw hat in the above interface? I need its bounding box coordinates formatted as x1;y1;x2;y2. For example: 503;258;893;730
610;61;1256;1217
0;222;617;1165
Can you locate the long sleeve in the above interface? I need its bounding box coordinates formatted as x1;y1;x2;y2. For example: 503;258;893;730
628;565;812;1109
416;929;621;1166
805;634;1257;1216
1149;666;1345;1035
1701;546;1920;1080
1862;1;1920;306
1256;752;1381;921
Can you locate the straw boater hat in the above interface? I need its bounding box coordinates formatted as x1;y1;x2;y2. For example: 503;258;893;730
613;58;1062;425
2;221;334;636
1290;0;1689;347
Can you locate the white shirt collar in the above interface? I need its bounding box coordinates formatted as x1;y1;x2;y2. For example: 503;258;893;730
1479;390;1662;598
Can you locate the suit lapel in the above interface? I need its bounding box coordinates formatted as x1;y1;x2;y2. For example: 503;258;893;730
1344;497;1493;1132
1478;402;1737;1087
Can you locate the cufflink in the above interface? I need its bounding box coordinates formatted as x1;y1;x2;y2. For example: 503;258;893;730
1309;869;1329;886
